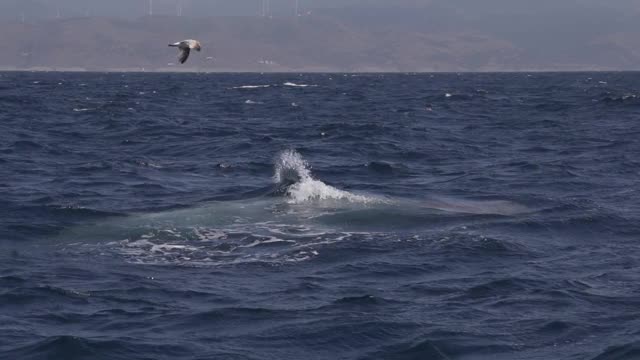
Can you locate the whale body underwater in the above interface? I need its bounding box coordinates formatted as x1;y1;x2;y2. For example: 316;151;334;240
59;150;529;266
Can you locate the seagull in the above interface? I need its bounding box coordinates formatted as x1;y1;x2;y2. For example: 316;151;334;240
168;39;202;64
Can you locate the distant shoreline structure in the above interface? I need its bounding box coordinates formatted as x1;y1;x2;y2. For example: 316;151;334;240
3;2;640;74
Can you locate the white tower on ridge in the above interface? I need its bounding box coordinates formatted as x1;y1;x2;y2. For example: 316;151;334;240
177;0;183;16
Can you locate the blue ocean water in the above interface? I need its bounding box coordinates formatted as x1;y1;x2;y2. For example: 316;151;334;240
1;72;639;360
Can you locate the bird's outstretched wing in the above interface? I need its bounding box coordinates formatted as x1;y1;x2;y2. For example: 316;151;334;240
178;47;191;64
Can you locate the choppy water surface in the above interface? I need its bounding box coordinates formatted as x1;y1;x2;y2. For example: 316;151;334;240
1;72;640;360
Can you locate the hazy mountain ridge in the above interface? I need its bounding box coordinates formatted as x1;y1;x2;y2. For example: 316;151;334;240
0;10;638;72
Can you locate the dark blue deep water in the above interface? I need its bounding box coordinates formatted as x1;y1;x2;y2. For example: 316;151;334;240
1;72;640;360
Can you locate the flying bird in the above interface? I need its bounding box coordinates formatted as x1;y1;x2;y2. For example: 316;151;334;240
168;39;202;64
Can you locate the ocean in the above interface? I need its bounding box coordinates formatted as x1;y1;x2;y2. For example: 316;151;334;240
1;72;639;360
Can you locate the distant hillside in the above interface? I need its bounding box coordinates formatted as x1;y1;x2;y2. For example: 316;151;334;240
0;12;639;72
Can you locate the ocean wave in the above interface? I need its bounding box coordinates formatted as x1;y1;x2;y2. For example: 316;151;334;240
2;335;193;360
600;93;640;106
590;341;640;360
365;161;408;175
371;339;452;360
0;285;90;305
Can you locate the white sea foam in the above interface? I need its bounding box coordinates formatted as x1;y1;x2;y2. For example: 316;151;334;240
102;227;342;266
283;82;317;88
233;85;271;89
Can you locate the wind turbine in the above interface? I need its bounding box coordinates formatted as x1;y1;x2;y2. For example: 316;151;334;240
176;0;183;16
54;0;61;19
261;0;273;17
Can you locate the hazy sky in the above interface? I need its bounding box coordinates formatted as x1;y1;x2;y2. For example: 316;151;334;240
2;0;640;19
4;0;639;52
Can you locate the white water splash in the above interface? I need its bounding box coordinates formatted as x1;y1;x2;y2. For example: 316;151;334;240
274;150;377;204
